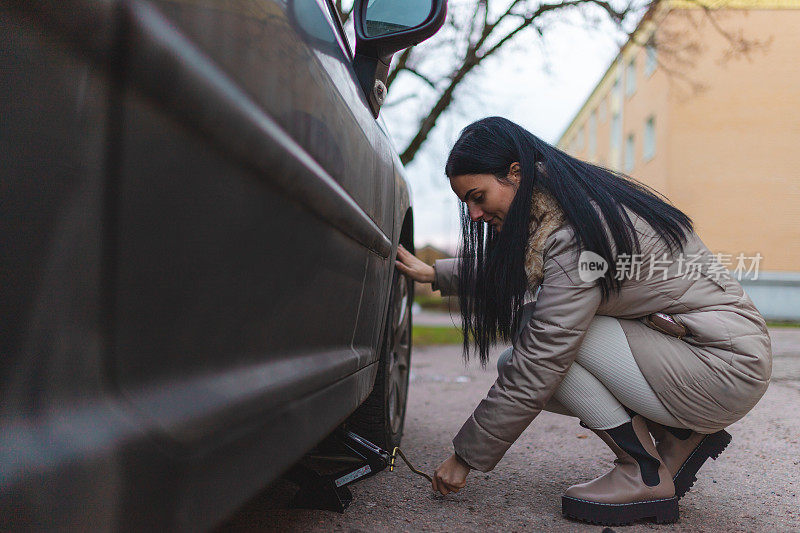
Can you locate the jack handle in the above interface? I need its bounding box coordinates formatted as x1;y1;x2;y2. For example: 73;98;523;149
390;447;433;483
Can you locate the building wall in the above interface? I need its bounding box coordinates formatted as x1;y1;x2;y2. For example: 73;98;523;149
559;3;800;275
619;30;671;196
661;8;800;272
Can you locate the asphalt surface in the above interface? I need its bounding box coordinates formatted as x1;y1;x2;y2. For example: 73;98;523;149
219;325;800;532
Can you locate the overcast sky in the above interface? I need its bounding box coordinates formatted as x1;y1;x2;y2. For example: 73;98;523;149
380;12;629;254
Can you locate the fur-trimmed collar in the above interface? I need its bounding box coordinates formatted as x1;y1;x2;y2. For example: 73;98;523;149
524;188;566;291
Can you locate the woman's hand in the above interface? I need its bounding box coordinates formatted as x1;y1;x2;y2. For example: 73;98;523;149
395;245;435;284
432;453;471;495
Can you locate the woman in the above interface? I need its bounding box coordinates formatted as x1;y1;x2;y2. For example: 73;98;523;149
395;117;771;526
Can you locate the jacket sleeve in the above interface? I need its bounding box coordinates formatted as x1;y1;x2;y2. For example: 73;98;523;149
431;258;460;296
452;229;602;472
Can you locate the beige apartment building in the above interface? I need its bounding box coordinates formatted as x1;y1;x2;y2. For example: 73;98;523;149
557;0;800;320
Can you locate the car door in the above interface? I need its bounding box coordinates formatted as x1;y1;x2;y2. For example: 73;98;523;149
110;0;394;452
1;0;424;527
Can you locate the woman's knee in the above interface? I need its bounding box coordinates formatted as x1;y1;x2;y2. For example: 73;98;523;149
574;316;629;367
573;315;686;428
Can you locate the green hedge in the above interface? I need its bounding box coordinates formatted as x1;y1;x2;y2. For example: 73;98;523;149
412;325;463;346
414;294;459;312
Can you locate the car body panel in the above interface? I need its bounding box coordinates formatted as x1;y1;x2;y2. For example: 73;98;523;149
1;0;415;529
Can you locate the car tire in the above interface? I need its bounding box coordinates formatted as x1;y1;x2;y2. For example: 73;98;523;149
346;266;412;451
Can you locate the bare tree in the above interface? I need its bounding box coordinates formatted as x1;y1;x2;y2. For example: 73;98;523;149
336;0;765;165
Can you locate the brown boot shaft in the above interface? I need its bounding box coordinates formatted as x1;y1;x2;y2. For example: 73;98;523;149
643;420;732;499
564;416;675;505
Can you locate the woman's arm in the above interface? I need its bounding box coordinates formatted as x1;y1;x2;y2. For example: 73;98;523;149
430;258;460;296
452;229;602;472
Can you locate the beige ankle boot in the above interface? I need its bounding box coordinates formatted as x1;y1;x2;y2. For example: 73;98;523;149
645;420;732;498
562;415;678;526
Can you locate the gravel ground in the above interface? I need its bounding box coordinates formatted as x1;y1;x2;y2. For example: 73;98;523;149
220;327;800;532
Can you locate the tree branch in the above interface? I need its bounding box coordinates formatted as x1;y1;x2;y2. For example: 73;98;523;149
384;93;420;107
399;52;481;164
386;47;413;89
399;0;630;164
404;67;437;89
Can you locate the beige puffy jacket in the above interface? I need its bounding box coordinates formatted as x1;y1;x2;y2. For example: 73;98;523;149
432;206;771;472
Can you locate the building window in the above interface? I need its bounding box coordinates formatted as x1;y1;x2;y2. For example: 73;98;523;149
626;58;636;97
611;113;621;149
599;97;607;122
613;76;621;103
645;44;657;76
588;111;597;158
624;133;635;172
643;115;656;161
576;126;585;151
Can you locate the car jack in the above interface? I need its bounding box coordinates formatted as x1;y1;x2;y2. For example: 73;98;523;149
285;430;391;513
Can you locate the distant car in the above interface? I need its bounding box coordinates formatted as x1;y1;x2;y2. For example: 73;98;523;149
0;0;446;529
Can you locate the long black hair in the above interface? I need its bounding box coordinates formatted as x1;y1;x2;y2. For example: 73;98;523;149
445;116;694;367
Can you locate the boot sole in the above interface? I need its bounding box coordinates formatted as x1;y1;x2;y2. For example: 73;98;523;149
673;429;732;499
561;495;678;526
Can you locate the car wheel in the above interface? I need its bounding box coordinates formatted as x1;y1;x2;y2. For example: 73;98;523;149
347;267;412;451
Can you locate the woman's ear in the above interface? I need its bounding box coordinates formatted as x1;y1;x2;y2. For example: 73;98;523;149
508;162;521;184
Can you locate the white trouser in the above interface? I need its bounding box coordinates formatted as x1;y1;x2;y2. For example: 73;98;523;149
498;315;685;430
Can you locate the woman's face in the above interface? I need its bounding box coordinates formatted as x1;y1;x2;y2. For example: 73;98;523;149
450;163;521;232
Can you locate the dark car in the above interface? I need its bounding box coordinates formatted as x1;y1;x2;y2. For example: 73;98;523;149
0;0;446;529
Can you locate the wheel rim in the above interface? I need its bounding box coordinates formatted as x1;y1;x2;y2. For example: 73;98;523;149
387;274;411;435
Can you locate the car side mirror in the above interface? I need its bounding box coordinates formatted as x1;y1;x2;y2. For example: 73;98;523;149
353;0;447;118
